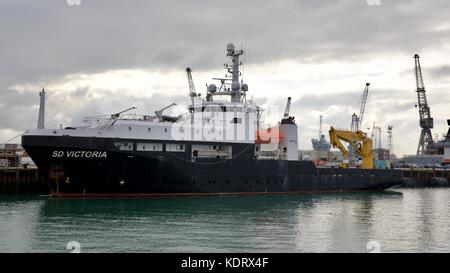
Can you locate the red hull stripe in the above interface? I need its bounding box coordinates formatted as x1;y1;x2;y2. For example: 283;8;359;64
45;189;396;199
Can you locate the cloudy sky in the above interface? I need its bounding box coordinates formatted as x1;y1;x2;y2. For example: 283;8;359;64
1;0;449;156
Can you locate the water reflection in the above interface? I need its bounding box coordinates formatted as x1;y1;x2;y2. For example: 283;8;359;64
1;189;450;252
0;195;44;252
294;192;402;252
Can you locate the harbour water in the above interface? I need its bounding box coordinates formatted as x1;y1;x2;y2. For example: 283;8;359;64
1;188;449;253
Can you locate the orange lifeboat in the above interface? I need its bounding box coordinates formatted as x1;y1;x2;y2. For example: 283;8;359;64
255;127;284;144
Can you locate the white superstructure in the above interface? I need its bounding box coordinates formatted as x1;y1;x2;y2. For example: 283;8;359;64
23;43;301;160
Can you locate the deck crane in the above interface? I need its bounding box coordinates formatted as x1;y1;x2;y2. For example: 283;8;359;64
283;97;292;119
155;103;178;121
186;67;197;104
414;54;434;155
351;83;370;132
329;127;373;169
110;107;137;119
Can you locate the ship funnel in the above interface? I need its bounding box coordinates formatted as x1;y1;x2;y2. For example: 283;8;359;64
37;89;45;129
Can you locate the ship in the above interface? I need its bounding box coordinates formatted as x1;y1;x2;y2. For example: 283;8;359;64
311;135;331;152
311;116;331;152
21;43;403;197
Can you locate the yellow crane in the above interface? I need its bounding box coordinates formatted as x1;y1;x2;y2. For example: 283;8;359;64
329;127;373;169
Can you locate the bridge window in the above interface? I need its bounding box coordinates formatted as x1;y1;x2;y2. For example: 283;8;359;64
114;142;134;151
137;143;162;151
191;144;232;159
166;143;186;152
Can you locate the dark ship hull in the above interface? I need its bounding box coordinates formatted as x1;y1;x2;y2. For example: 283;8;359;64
22;135;403;197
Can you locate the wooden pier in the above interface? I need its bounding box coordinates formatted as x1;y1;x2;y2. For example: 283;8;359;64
0;168;48;194
402;168;450;187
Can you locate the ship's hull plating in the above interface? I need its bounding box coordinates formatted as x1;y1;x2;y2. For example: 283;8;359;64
22;135;403;196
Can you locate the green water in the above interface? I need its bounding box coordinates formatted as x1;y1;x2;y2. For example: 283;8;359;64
1;189;450;253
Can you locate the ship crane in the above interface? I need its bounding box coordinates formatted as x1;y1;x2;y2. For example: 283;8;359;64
186;67;197;104
283;97;292;119
351;83;370;132
111;107;137;119
329;127;373;169
414;54;434;155
155;103;177;121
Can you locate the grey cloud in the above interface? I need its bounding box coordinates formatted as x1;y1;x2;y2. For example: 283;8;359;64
1;0;450;82
1;0;450;155
429;65;450;80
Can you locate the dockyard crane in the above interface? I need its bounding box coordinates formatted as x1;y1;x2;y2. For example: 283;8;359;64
329;127;373;169
319;115;323;139
377;127;382;149
414;54;434;155
370;122;382;149
387;125;393;157
351;83;370;132
283;97;292;119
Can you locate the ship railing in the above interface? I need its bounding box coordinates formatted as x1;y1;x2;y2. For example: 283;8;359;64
332;127;351;132
82;114;157;130
83;114;154;122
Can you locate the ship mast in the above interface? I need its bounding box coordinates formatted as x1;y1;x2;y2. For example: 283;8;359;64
205;43;248;103
226;43;244;103
37;89;45;129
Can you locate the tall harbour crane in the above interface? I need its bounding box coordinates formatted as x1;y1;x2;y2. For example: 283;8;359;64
387;125;393;158
414;54;434;155
318;115;323;139
351;83;370;132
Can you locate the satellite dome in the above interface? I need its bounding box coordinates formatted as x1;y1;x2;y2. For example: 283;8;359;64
208;84;217;93
227;43;235;52
241;83;248;92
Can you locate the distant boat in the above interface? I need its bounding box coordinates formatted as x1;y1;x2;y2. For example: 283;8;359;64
311;134;331;152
